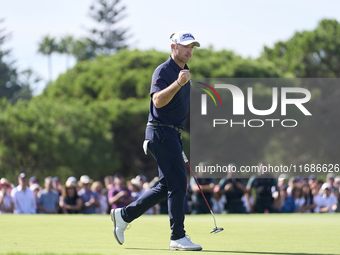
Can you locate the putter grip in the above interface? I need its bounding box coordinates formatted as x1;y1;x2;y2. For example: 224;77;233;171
182;151;188;163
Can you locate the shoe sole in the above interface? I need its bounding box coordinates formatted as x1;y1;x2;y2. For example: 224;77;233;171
169;247;202;251
111;209;123;245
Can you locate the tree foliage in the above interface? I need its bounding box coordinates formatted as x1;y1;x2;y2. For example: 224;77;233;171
70;37;96;62
43;49;168;102
0;98;117;181
0;47;286;182
262;19;340;77
259;19;340;167
0;19;34;103
1;19;340;183
0;19;20;101
88;0;130;56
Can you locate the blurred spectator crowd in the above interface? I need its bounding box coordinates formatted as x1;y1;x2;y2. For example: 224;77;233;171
0;163;339;215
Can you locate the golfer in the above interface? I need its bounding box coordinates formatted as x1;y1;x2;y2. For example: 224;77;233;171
111;31;202;251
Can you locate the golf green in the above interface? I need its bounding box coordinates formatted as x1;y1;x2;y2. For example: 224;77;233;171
0;214;339;255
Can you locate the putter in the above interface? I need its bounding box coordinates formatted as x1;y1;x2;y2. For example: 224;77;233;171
182;151;224;234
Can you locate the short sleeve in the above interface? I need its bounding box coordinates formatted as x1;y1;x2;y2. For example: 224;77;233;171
150;66;170;96
150;79;168;96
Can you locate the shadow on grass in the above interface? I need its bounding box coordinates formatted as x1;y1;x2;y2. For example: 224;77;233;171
126;248;339;255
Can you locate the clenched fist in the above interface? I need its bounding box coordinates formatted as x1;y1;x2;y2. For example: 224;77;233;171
177;70;191;86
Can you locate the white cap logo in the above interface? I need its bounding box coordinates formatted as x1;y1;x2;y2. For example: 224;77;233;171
170;31;200;47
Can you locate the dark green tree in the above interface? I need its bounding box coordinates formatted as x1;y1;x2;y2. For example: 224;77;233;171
13;68;42;101
0;19;21;101
259;19;340;167
262;19;340;78
87;0;130;56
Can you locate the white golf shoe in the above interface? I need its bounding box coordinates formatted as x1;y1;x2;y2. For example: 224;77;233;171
111;208;128;245
169;235;202;251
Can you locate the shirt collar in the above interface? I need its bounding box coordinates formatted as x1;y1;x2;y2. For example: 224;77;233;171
17;185;28;192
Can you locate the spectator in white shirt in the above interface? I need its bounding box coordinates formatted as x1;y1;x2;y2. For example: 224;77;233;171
11;173;36;214
319;183;338;213
312;184;323;213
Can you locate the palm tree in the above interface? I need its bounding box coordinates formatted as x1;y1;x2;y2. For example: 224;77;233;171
58;35;74;69
37;35;58;81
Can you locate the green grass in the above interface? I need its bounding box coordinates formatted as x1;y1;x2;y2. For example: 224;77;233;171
0;214;339;255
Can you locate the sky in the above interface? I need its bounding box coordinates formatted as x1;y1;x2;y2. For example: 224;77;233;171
1;0;340;95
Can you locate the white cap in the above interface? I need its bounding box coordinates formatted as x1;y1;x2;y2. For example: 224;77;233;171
67;176;77;183
30;183;40;191
130;178;142;189
170;31;200;47
80;175;91;184
335;176;340;183
278;174;289;182
321;182;331;191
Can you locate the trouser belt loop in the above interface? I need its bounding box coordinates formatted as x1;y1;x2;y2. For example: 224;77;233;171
147;122;183;134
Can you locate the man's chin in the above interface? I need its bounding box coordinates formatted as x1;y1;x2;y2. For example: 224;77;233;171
183;57;191;63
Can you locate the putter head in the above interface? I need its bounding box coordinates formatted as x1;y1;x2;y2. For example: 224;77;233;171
210;227;224;234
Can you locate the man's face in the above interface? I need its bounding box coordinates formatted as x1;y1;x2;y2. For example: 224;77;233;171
280;189;287;199
308;178;316;187
172;43;195;64
302;184;310;193
278;180;287;187
83;183;90;192
53;180;61;189
1;184;8;192
33;188;39;197
335;180;340;188
45;179;52;191
323;188;331;197
327;178;334;187
114;177;124;186
19;177;27;187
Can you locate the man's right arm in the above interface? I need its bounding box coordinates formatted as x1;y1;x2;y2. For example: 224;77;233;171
152;70;190;108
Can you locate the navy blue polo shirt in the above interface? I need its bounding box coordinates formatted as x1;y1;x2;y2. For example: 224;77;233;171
148;56;191;129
